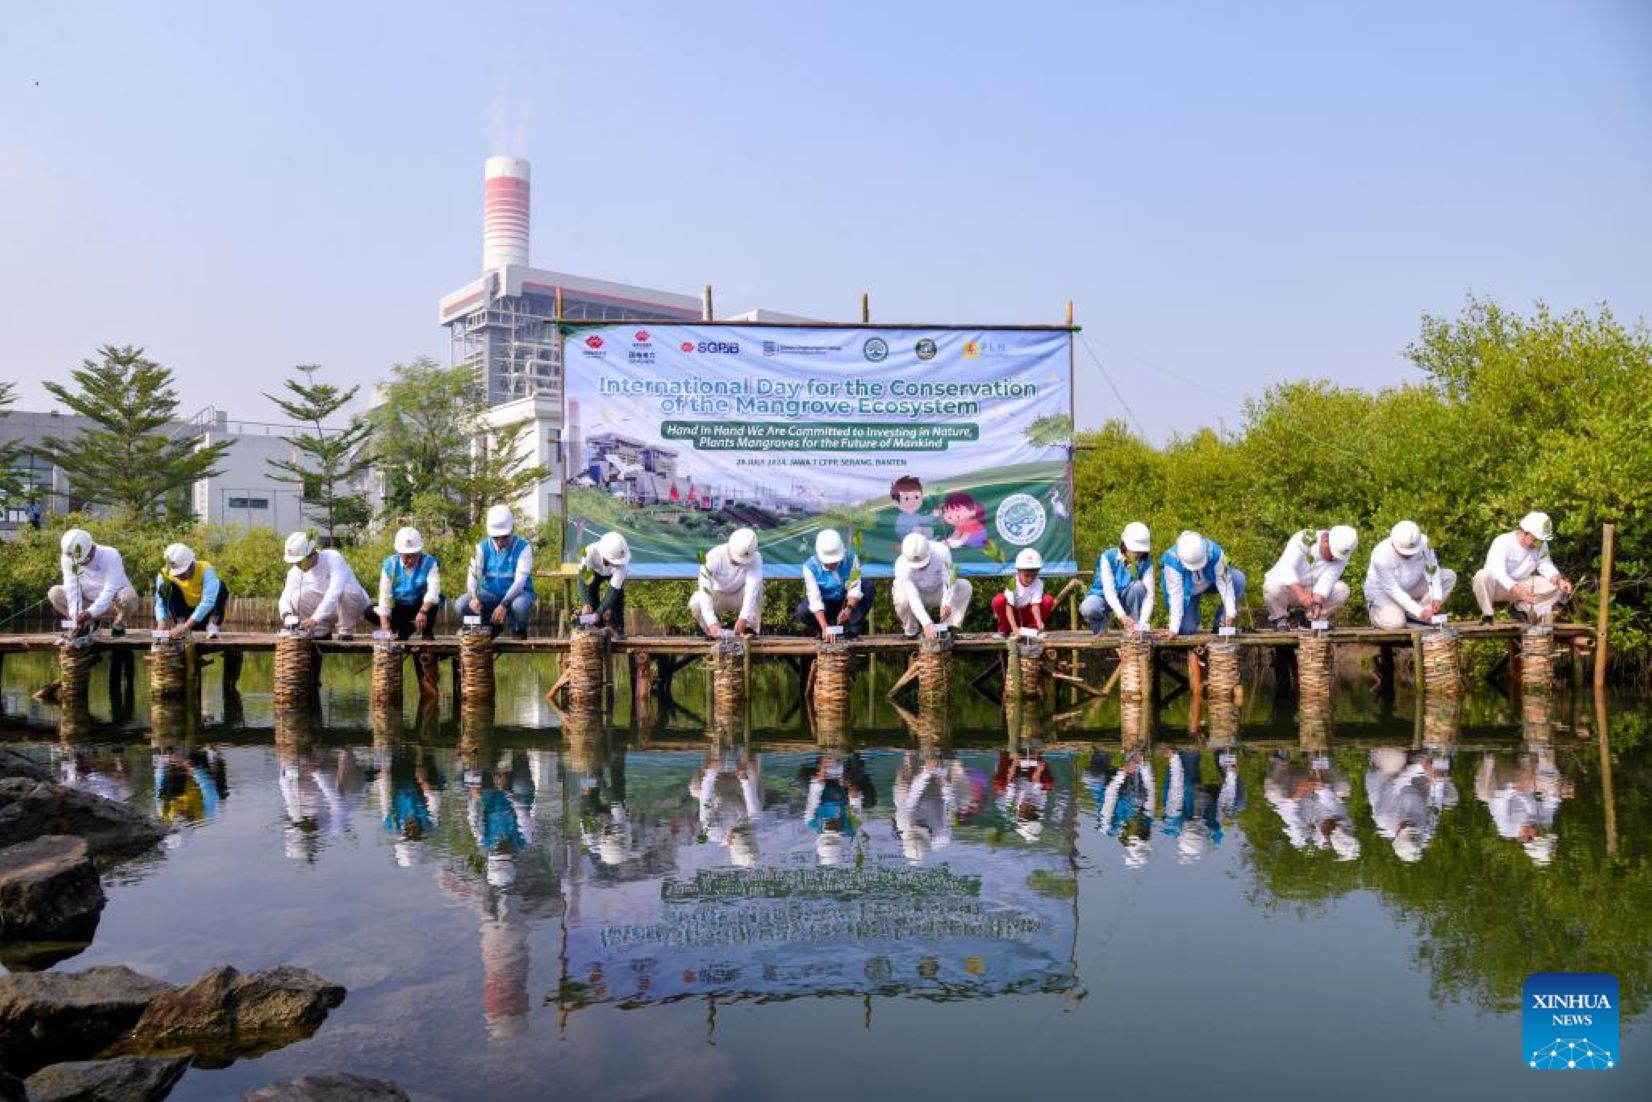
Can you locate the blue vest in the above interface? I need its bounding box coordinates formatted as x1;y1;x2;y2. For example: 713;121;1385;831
478;536;534;601
383;552;438;606
1090;547;1150;597
805;556;854;603
1160;540;1224;614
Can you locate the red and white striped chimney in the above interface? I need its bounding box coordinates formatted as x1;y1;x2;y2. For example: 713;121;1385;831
482;156;530;272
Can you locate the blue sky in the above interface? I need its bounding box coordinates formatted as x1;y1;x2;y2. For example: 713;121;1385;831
2;0;1648;439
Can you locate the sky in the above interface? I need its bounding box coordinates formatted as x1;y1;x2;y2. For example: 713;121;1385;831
2;0;1648;440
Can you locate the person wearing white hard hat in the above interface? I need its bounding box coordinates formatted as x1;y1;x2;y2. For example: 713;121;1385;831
153;542;228;641
1160;530;1246;635
49;528;140;638
1473;512;1572;625
1362;521;1457;630
367;527;441;641
689;528;764;638
278;530;372;639
1476;748;1569;867
456;505;537;639
577;531;632;638
1263;526;1358;631
696;748;765;863
992;547;1054;636
1080;522;1156;634
891;533;972;639
1366;749;1453;864
794;528;872;640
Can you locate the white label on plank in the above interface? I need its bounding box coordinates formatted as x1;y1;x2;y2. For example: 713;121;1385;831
1310;619;1330;631
579;613;598;625
1432;615;1449;626
825;625;844;637
1533;601;1554;618
151;630;168;640
1019;627;1041;639
1219;626;1237;637
372;630;392;641
61;619;75;629
463;615;481;627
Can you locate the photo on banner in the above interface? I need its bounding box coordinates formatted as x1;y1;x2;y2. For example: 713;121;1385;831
560;324;1076;578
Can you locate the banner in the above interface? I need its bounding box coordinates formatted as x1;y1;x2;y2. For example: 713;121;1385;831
561;325;1075;578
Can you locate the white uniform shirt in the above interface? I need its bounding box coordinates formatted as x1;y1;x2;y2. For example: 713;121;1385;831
1100;553;1155;629
1265;529;1349;599
279;548;368;620
698;545;764;622
1364;536;1443;618
580;543;629;589
892;542;957;627
1482;530;1558;589
60;545;132;618
1004;576;1045;608
802;555;863;613
377;558;441;615
465;541;534;603
1162;551;1237;631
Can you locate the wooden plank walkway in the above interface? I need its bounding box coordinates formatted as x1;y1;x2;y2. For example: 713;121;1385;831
0;622;1595;658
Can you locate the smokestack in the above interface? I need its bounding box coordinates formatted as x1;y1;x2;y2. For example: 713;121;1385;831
482;156;530;272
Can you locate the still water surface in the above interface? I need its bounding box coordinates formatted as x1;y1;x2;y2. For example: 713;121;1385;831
1;651;1648;1100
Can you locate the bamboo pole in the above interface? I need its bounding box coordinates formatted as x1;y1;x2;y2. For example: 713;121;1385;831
703;284;714;321
860;292;870;323
1597;691;1617;857
1594;523;1615;693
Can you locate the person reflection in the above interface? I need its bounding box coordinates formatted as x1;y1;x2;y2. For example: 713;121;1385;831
995;746;1054;844
467;759;527;861
580;745;637;870
1090;749;1155;867
894;751;955;864
1264;752;1360;861
1160;747;1236;865
377;743;443;868
803;753;859;867
60;746;131;803
279;746;366;863
1476;748;1572;867
153;746;228;841
1366;749;1457;864
696;747;764;867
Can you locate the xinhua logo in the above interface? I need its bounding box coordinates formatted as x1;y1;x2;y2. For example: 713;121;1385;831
1523;973;1618;1070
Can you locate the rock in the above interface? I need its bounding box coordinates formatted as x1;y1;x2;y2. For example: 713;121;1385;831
122;965;346;1061
0;778;166;858
0;966;175;1076
24;1056;188;1101
0;1067;21;1102
245;1073;411;1101
0;835;105;942
0;750;50;782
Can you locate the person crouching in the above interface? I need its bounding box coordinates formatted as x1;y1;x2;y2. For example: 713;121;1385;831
154;542;229;640
369;527;440;640
993;548;1053;636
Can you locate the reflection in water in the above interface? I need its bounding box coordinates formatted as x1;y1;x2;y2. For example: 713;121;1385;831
1476;746;1571;867
1091;749;1155;866
1264;752;1360;861
1366;749;1457;863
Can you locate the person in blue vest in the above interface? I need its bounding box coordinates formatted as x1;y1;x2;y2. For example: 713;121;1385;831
453;505;536;639
1079;521;1156;634
1161;530;1246;635
793;528;873;640
368;526;441;641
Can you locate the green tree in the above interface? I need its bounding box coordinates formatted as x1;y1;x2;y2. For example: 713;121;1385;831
449;420;550;532
36;345;233;521
265;364;373;541
0;381;27;505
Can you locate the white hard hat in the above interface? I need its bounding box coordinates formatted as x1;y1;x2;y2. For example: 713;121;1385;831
1014;547;1043;571
598;833;626;867
729;829;758;868
1329;823;1361;862
901;531;932;567
727;527;758;563
596;531;631;565
485;505;515;537
283;531;316;564
163;543;195;576
1175;531;1208;571
815;831;845;866
815;529;847;565
1519;511;1554;542
60;528;92;563
1015;817;1044;843
393;840;418;868
1523;833;1556;867
486;853;517;888
1123;837;1152;869
902;825;932;863
1392;825;1423;864
1328;525;1358;560
1121;521;1151;554
1389;520;1423;557
393;527;423;555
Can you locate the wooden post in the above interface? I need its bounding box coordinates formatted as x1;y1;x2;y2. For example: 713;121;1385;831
1594;523;1615;693
1064;299;1074;326
703;284;714;321
1412;633;1425;695
1188;648;1203;699
860;292;870;323
1597;691;1617;856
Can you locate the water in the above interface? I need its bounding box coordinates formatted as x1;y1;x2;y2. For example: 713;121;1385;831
2;650;1649;1100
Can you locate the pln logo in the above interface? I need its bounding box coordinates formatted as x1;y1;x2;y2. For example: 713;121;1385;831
1523;973;1618;1070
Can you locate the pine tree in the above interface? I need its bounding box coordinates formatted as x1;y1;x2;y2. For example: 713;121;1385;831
37;345;233;519
0;382;26;505
265;364;373;540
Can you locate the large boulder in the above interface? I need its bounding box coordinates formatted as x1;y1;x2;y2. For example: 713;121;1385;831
0;1067;21;1102
245;1074;411;1101
0;835;105;943
122;965;346;1061
24;1056;188;1101
0;778;166;857
0;966;175;1075
0;750;50;782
